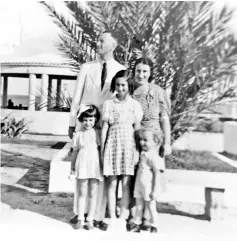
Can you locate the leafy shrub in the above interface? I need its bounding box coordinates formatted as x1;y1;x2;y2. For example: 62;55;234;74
1;114;30;138
193;117;224;133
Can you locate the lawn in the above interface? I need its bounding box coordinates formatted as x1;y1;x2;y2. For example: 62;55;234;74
165;150;237;173
219;151;237;162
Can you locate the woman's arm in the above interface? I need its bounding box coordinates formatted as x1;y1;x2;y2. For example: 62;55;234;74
158;87;172;155
160;117;171;155
160;116;171;145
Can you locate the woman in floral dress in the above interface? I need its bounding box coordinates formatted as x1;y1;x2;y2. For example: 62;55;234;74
128;57;172;231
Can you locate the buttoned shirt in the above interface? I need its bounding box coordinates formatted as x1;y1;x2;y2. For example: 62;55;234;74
69;58;126;127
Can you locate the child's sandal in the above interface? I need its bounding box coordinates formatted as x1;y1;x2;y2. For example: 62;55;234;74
141;224;151;231
69;215;78;224
74;220;84;230
128;223;140;233
85;221;94;230
99;222;108;231
93;220;101;228
150;226;158;233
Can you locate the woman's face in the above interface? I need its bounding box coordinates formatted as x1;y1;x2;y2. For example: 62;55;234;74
134;63;151;86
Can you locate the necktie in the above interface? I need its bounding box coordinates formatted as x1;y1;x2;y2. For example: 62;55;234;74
101;62;107;90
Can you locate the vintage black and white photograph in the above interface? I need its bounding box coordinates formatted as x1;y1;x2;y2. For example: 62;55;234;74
1;1;237;240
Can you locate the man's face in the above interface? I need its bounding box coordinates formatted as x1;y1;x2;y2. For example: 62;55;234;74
97;33;116;56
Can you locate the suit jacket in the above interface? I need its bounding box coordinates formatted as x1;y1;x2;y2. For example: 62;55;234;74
69;58;126;127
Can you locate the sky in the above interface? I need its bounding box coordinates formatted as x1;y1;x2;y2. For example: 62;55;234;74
1;0;237;97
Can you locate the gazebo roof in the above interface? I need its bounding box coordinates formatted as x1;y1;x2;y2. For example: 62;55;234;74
1;53;72;67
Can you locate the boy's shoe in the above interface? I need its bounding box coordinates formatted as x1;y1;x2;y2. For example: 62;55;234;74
141;223;151;231
84;221;94;230
99;222;108;231
69;215;78;224
126;221;135;231
128;223;140;233
150;226;158;233
93;220;102;228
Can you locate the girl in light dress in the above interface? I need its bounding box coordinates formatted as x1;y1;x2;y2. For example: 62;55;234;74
70;105;103;230
129;128;165;233
101;70;143;230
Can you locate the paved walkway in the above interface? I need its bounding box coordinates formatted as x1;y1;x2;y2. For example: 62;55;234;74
1;134;237;240
1;202;237;241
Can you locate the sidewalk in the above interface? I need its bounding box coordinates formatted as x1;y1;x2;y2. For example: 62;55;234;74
1;134;237;240
1;202;237;241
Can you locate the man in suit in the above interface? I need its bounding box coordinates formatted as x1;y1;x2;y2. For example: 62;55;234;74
69;31;126;229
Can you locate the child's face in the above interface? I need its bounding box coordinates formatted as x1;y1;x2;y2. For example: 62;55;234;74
115;77;129;97
82;117;96;130
139;131;157;152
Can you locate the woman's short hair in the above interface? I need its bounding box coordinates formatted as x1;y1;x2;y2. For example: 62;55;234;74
139;128;164;146
110;69;133;94
133;57;154;83
78;105;100;123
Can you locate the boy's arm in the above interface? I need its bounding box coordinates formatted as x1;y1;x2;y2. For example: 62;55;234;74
150;169;160;200
101;122;109;162
150;154;163;199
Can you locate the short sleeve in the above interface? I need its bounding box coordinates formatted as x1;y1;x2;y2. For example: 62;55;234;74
158;87;170;119
133;100;143;123
71;132;79;151
102;100;110;122
151;154;166;172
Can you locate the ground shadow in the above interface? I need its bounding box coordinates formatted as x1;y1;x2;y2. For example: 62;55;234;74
1;150;50;192
1;183;208;225
1;136;67;150
1;184;73;224
51;142;67;149
157;202;207;221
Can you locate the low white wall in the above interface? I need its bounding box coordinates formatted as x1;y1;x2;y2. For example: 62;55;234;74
172;131;224;152
224;121;237;155
1;109;70;135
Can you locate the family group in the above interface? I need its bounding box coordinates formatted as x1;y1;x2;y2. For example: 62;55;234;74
67;31;171;233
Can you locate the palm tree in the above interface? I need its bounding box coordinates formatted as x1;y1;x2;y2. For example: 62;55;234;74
44;1;237;142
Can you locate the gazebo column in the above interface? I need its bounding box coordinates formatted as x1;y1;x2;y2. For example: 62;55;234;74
47;78;53;110
2;76;8;107
56;78;62;107
28;74;36;111
40;74;49;111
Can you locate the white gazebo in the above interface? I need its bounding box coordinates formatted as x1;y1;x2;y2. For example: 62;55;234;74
0;1;81;111
1;55;77;111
